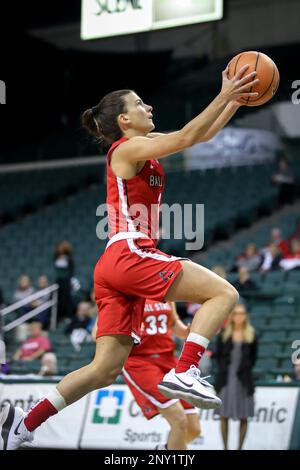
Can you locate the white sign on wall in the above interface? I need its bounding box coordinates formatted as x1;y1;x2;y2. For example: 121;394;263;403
81;0;223;40
0;383;87;449
81;0;153;40
81;385;299;450
0;382;298;450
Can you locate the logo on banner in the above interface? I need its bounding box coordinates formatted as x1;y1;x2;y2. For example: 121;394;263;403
93;389;124;424
94;0;142;15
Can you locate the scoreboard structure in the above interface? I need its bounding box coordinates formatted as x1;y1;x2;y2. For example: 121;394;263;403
81;0;223;40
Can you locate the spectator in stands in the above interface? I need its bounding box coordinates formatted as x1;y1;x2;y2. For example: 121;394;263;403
214;303;257;450
271;158;296;205
13;322;51;362
233;244;262;272
279;238;300;271
65;301;93;351
233;267;259;293
38;352;58;376
54;241;74;321
260;243;282;272
33;275;52;330
85;289;98;335
13;275;35;314
268;227;289;257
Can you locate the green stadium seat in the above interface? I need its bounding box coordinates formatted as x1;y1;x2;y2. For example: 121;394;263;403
260;331;287;342
259;343;281;358
255;358;277;370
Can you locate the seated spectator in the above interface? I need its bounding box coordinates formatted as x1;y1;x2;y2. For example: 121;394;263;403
33;275;52;329
233;244;262;272
38;352;58;376
65;301;93;351
268;227;289;257
260;243;282;272
279;239;300;271
233;267;259;293
13;275;35;314
271;157;296;205
13;322;51;361
85;289;98;335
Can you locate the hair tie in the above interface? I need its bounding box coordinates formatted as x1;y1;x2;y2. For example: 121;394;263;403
91;106;98;117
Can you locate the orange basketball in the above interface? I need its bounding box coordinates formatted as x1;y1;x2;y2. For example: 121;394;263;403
227;51;280;106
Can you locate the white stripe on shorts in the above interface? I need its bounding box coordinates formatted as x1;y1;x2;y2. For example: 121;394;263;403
127;238;179;262
122;367;178;409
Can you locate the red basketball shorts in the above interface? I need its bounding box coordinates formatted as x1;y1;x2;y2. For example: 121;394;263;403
94;237;183;342
123;353;197;419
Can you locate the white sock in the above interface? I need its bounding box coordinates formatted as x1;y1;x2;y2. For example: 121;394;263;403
47;388;67;411
186;333;209;349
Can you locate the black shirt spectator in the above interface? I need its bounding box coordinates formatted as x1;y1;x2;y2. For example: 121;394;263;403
54;241;74;321
272;158;296;205
233;267;259;293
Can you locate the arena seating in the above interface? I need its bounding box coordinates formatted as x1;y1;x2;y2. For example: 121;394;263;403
1;163;299;382
0;165;103;222
0;163;279;302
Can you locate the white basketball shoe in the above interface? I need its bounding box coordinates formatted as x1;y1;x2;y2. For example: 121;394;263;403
158;365;222;409
0;404;34;450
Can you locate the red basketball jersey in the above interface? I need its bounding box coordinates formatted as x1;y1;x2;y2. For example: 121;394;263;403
131;300;176;356
106;137;165;243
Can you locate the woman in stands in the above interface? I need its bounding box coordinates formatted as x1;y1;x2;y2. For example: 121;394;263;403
214;303;257;450
0;65;259;450
122;300;201;450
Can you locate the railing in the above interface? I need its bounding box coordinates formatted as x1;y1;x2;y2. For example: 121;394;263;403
0;284;59;335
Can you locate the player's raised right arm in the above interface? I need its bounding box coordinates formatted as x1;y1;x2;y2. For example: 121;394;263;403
115;65;259;163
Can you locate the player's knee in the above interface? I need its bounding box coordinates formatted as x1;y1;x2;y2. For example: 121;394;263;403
90;362;123;388
170;411;188;434
224;284;239;309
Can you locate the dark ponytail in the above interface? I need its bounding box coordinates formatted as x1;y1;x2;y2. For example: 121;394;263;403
82;89;133;145
82;108;103;140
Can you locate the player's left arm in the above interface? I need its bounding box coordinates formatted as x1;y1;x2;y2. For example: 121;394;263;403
148;102;241;143
194;101;241;143
170;302;190;339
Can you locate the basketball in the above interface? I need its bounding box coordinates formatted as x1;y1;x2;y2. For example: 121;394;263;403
227;51;280;106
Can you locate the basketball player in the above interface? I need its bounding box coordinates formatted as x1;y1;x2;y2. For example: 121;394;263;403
0;64;259;449
122;300;201;450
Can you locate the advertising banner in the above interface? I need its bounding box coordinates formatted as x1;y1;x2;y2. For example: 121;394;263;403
184;127;280;170
0;383;87;449
0;382;298;449
80;385;299;450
